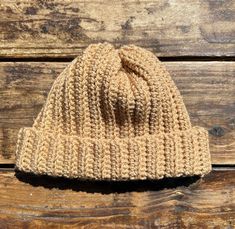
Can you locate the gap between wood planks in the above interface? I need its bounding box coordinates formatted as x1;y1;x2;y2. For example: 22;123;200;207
0;164;234;171
0;56;235;62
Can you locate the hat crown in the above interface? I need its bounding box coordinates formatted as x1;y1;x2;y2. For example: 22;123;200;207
33;42;191;138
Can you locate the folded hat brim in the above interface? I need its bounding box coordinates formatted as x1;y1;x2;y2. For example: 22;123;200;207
15;126;212;180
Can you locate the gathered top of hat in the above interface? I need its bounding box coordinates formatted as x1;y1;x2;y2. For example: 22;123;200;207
15;42;211;180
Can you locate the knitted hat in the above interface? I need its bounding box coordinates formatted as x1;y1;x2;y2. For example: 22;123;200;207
15;42;212;180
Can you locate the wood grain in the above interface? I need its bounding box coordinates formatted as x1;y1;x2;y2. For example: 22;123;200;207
0;170;233;228
0;61;234;164
0;0;235;58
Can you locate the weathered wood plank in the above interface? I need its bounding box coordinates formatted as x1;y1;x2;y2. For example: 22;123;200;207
0;61;234;164
0;170;234;228
0;62;235;164
0;0;235;58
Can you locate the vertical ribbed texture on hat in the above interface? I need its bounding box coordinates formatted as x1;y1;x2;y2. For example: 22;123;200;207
15;42;212;180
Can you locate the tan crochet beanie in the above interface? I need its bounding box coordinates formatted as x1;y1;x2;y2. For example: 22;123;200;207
15;42;212;180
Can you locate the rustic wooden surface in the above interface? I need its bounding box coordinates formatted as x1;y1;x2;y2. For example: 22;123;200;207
0;0;235;58
0;170;233;228
0;61;234;164
0;0;234;227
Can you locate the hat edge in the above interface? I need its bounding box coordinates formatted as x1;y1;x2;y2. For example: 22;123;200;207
15;126;212;180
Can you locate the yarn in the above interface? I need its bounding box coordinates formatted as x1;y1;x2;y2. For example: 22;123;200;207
15;42;212;180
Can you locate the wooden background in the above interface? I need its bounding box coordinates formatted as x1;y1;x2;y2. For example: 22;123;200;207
0;0;234;228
